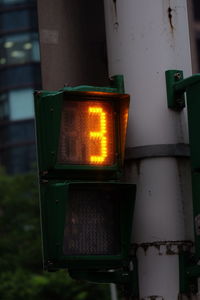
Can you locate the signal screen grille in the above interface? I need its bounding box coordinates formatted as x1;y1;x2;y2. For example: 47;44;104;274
63;186;120;255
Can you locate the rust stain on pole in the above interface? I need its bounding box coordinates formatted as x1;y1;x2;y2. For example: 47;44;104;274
168;6;174;32
112;0;119;30
132;241;193;256
113;0;117;15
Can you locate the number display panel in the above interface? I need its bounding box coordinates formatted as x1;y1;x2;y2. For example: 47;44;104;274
58;100;115;166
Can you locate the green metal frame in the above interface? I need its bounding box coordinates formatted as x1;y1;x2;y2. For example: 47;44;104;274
179;253;198;295
165;70;185;110
40;181;136;271
166;70;200;293
69;255;139;298
34;75;129;180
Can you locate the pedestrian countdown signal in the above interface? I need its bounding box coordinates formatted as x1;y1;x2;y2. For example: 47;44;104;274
35;89;129;180
34;76;136;280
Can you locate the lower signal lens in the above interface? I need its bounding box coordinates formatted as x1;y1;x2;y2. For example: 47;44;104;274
63;185;121;255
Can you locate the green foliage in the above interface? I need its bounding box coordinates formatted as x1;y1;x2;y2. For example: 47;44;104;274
0;169;110;300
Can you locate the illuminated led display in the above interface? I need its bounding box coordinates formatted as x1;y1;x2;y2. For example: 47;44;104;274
58;100;115;166
120;105;129;161
89;106;108;164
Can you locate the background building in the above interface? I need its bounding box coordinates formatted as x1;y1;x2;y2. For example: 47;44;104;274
0;0;41;174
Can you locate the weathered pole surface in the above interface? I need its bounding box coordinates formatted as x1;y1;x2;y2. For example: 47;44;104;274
104;1;194;299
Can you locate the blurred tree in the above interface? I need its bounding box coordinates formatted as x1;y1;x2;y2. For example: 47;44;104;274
0;169;110;300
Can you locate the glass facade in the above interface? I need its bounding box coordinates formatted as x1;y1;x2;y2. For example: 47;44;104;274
0;8;38;32
0;0;41;174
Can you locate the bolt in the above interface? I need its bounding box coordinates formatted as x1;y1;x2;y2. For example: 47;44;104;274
174;72;182;80
34;90;41;96
114;22;119;31
176;98;184;106
176;98;185;109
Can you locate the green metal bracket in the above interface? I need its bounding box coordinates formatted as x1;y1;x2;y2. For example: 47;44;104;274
166;69;200;294
165;70;185;110
69;269;131;284
165;70;200;111
69;256;139;299
179;252;198;296
166;69;200;258
110;75;125;94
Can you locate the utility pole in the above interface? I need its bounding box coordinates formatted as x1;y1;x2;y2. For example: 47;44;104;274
37;0;108;90
104;1;194;299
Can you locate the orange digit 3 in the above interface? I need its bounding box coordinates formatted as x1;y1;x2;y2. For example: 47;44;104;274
88;106;108;164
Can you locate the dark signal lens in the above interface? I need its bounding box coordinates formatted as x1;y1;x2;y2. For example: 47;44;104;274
63;186;121;255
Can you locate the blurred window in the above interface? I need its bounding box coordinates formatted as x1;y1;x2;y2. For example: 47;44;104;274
9;88;34;120
0;88;34;121
0;9;37;32
0;33;40;66
0;64;41;90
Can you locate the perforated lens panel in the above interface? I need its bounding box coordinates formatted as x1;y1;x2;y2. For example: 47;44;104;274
63;185;120;255
57;100;115;166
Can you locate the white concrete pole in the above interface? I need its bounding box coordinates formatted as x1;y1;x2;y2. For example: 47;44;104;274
104;1;193;299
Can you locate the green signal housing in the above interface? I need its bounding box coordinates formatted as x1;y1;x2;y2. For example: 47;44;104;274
40;181;136;271
34;75;129;180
